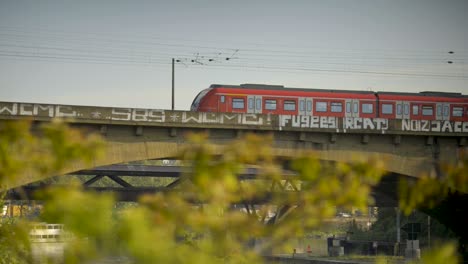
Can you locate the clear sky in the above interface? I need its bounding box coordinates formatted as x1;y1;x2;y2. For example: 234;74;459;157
0;0;467;110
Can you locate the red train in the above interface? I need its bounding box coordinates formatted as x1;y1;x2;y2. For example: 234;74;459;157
190;84;468;122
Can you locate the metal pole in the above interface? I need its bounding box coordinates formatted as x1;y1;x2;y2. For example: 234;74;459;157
396;208;401;243
171;58;175;110
428;216;431;248
394;207;401;257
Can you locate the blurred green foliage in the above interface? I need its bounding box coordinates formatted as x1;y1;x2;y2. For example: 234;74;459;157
0;120;103;190
1;120;103;263
0;120;466;263
399;151;468;215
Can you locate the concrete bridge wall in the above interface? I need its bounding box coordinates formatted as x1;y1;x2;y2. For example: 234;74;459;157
1;101;467;187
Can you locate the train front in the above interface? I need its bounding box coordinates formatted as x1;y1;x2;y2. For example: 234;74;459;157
190;87;213;111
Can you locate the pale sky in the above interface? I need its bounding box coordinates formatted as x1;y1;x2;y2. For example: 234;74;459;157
0;0;467;110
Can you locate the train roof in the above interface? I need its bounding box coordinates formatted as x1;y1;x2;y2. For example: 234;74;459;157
209;84;467;98
376;91;467;98
210;84;374;95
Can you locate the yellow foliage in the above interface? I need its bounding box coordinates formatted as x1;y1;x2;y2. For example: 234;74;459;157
399;151;468;215
1;121;464;263
0;120;103;190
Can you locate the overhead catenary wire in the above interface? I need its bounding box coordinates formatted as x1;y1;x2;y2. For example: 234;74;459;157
1;51;466;80
1;27;467;63
1;27;467;61
1;25;467;58
0;27;466;81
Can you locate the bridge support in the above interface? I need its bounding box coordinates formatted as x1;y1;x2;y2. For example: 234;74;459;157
405;240;420;260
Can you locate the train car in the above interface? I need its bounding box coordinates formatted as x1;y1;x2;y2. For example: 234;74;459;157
376;91;468;121
190;84;468;122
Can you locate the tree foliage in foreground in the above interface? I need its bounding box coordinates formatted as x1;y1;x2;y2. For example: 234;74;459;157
0;120;465;263
0;120;103;264
0;120;103;190
398;152;468;215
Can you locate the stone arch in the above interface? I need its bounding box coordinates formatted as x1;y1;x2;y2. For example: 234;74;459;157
8;139;436;189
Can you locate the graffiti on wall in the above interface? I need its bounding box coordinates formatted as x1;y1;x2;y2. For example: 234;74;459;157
0;102;268;126
110;108;268;125
279;115;389;131
1;102;468;133
401;119;468;133
0;103;76;117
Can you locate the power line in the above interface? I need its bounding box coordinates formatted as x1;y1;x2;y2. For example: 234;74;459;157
1;28;467;61
2;26;467;58
1;27;466;81
3;51;465;80
1;41;464;70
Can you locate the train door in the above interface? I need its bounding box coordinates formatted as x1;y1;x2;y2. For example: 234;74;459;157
247;95;262;114
218;95;227;112
436;103;449;120
298;98;313;115
345;99;359;117
395;101;410;119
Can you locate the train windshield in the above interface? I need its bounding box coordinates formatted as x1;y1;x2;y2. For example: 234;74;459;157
190;88;211;111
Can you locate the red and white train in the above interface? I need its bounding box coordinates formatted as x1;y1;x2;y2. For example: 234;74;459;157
190;84;468;122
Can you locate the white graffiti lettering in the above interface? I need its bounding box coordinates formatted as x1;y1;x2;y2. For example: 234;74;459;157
454;122;463;133
34;105;55;117
280;115;291;127
280;115;337;129
148;110;165;122
56;106;76;117
401;120;468;133
1;101;467;134
111;108;165;122
242;114;264;125
132;109;149;121
202;113;220;123
374;119;388;130
0;103;18;115
111;108;132;121
0;103;76;118
220;114;238;123
19;103;33;116
343;118;387;131
182;112;203;123
0;103;60;117
441;121;453;132
310;116;320;128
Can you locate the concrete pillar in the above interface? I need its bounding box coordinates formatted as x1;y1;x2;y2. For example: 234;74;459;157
329;239;344;256
405;240;421;260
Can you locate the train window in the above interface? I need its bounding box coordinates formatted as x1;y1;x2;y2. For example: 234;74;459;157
248;98;254;109
404;104;409;115
437;105;442;116
362;103;373;114
382;104;393;114
346;102;351;113
307;101;312;112
412;105;419;115
397;104;402;115
452;107;463;117
265;99;277;110
353;102;358;113
331;102;343;113
233;98;245;109
316;102;327;112
444;106;449;117
299;101;305;111
220;95;225;103
256;98;261;110
284;100;296;111
422;106;433;116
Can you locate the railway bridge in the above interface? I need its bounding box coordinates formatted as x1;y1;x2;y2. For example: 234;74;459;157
1;101;467;189
2;101;468;255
